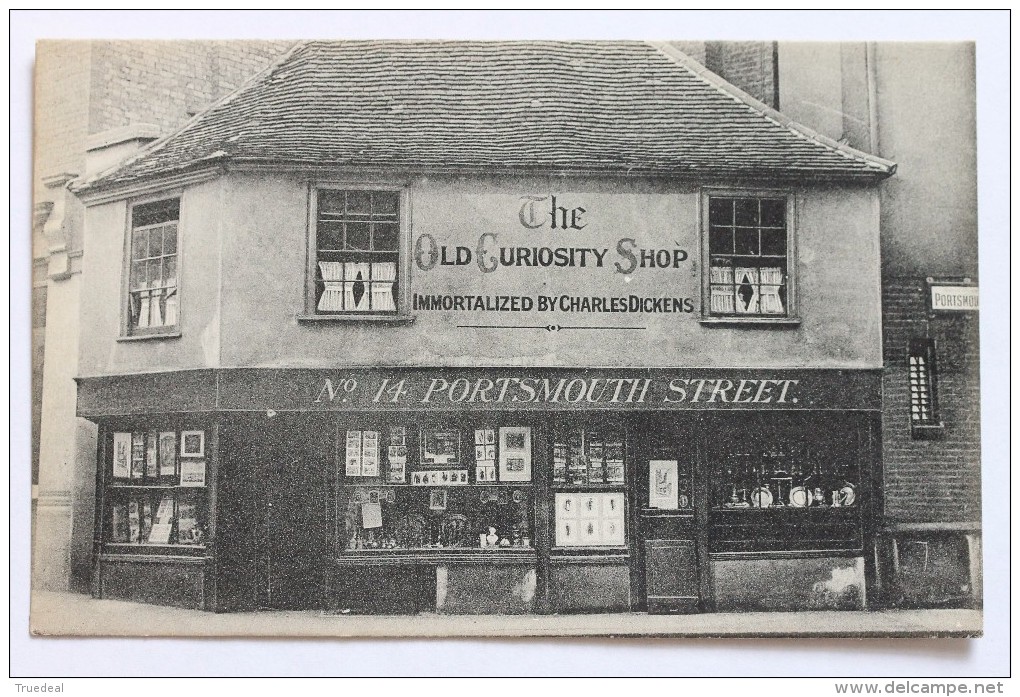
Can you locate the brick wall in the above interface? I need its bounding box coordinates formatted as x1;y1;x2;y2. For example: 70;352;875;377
88;40;294;135
705;41;778;109
882;277;981;523
34;41;92;202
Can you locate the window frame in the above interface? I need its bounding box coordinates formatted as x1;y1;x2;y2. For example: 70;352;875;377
302;182;413;323
120;193;184;340
907;337;945;439
549;415;629;551
700;188;800;326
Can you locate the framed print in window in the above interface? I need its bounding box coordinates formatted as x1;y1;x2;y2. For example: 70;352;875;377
429;489;448;511
180;430;205;457
649;460;679;509
420;428;461;467
498;426;532;482
179;459;206;487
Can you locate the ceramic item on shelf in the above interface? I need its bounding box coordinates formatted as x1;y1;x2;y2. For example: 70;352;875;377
839;485;856;507
486;527;499;546
750;486;773;509
789;486;809;508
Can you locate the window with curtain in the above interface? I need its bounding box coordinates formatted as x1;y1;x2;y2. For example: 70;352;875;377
707;195;790;318
127;198;180;333
314;189;400;314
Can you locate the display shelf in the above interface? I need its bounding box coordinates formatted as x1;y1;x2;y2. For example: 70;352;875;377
711;505;858;512
640;508;695;517
709;504;862;554
551;546;629;554
551;483;626;491
104;542;206;550
342;482;534;487
108;484;206;489
335;547;536;566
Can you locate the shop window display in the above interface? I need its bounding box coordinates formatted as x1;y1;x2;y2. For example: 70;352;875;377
337;423;534;553
102;428;209;548
706;415;864;554
551;422;628;548
711;440;858;511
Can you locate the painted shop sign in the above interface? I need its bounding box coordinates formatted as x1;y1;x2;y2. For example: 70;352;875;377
76;368;883;416
929;283;978;312
317;374;801;407
411;194;697;317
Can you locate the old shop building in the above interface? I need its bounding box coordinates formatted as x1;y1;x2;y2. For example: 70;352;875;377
71;40;900;613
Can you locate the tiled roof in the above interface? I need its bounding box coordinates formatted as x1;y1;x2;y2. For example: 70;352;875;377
78;40;895;193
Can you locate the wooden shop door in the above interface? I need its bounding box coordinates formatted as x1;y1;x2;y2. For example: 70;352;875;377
259;419;329;610
630;414;706;614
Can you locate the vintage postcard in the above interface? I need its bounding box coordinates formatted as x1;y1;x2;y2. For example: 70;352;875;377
30;36;983;640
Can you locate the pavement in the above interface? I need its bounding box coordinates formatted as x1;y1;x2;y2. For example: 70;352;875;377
28;590;982;639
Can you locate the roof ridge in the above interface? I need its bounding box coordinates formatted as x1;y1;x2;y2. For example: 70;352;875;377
649;41;897;175
72;40;308;192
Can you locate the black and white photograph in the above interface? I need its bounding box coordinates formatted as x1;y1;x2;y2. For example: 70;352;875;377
13;9;1008;681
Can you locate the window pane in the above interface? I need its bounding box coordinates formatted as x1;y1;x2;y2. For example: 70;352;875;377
760;199;786;228
147;227;164;257
131;230;148;261
709;226;732;255
318;190;345;215
164;256;178;284
162;224;178;255
147;259;162;288
133;199;179;228
318;220;343;250
734;228;758;256
735;198;758;226
373;223;399;251
374;192;399;217
346;222;371;250
347;190;372;215
131;261;147;289
708;198;733;225
761;228;786;256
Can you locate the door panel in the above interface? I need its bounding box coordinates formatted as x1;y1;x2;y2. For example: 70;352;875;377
645;540;699;614
260;418;329;610
631;414;705;613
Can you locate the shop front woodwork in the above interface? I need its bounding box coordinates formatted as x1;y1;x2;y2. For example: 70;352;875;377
79;367;880;615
